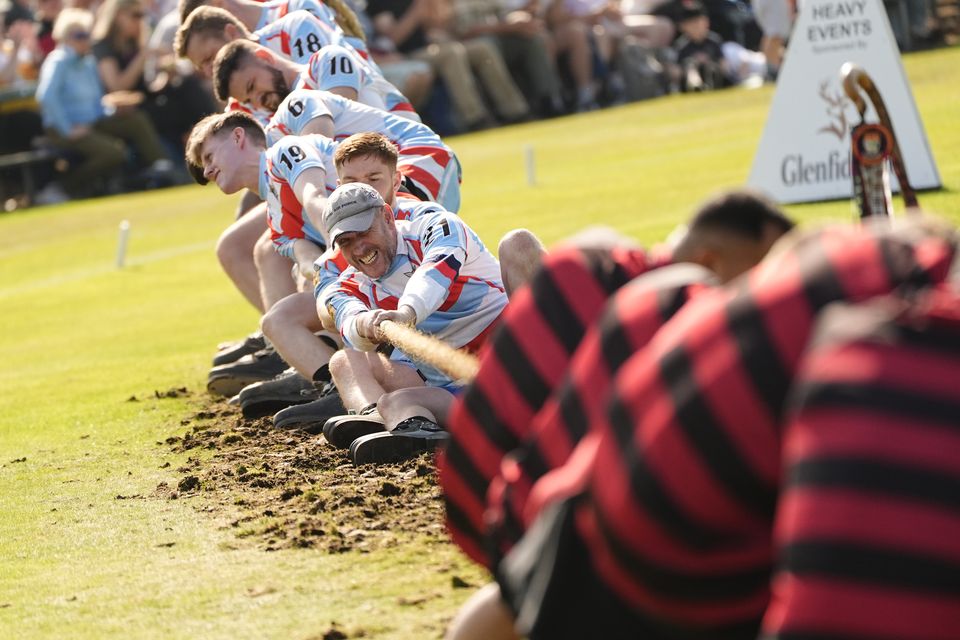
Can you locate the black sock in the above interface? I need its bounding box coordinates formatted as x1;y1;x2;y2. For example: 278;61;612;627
312;365;330;384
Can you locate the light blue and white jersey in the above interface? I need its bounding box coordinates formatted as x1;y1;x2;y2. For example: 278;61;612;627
255;0;339;34
298;45;418;121
258;134;339;258
266;89;458;209
255;10;346;64
322;210;507;361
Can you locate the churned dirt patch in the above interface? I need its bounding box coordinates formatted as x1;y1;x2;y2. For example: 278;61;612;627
156;397;447;554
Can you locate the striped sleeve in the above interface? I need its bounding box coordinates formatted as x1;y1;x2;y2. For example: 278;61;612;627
485;265;713;564
576;225;956;628
763;288;960;640
494;224;956;636
399;212;469;323
439;244;654;566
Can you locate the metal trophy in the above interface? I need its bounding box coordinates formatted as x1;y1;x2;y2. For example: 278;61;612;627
840;62;919;219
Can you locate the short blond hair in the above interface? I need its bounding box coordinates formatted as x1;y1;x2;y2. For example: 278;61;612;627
52;8;94;42
185;111;266;185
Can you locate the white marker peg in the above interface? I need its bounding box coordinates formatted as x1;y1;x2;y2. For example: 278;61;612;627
524;144;536;186
116;220;131;268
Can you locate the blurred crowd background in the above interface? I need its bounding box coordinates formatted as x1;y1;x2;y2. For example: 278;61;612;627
0;0;953;209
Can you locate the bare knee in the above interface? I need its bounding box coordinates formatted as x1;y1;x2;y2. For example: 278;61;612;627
253;232;276;269
498;228;545;297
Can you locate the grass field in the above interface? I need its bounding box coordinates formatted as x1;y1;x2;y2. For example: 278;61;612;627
1;45;958;639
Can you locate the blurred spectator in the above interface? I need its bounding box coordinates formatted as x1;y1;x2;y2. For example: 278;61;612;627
36;0;65;61
448;0;565;117
540;0;603;110
36;7;171;198
671;1;764;91
0;14;38;85
0;17;44;154
752;0;790;77
93;0;216;162
339;0;438;124
2;0;35;28
368;0;529;129
66;0;103;11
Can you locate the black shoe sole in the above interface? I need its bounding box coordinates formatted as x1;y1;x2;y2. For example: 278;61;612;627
349;431;448;466
241;395;316;419
273;393;345;433
323;415;385;449
207;374;273;398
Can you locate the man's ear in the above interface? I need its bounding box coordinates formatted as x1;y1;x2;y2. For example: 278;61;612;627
391;168;402;195
223;23;240;40
233;126;246;146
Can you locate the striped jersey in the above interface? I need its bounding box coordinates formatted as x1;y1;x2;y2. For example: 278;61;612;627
314;195;445;293
485;265;713;566
439;244;660;565
255;8;373;64
255;0;339;34
257;133;339;258
499;223;957;638
256;10;347;64
764;287;960;640
322;211;507;367
267;89;455;204
296;45;418;121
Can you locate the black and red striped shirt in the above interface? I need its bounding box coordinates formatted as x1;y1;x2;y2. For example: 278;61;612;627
498;224;957;638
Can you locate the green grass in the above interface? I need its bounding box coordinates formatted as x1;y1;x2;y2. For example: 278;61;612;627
1;46;958;639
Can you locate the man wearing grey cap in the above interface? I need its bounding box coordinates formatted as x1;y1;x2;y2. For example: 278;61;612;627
319;180;508;463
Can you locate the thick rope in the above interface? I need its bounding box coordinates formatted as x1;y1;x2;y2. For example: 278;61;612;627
377;320;480;383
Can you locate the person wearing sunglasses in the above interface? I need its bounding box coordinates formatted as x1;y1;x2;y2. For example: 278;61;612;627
35;7;171;199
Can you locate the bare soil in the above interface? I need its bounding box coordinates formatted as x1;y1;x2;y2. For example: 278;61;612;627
155;393;449;554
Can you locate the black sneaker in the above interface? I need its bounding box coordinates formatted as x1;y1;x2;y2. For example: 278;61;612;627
349;417;449;466
323;414;385;449
238;369;320;419
272;387;345;434
212;332;267;366
207;349;288;397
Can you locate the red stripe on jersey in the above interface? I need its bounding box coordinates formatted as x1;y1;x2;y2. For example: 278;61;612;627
439;276;464;312
391;101;417;112
462;310;502;354
400;165;440;201
280;30;291;55
785;408;960;478
406;238;423;260
370;285;398;310
764;574;960;639
577;505;772;625
278;181;304;238
778;489;960;563
399;145;451;169
338;277;370;308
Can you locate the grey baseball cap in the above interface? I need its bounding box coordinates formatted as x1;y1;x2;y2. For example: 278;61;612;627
323;182;386;243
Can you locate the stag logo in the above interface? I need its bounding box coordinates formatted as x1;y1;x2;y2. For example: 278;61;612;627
817;78;854;141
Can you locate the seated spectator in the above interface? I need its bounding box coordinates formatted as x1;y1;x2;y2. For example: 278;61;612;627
368;0;529;129
0;18;44;156
447;0;565;117
671;0;764;91
35;7;171;198
93;0;216;162
0;15;38;87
